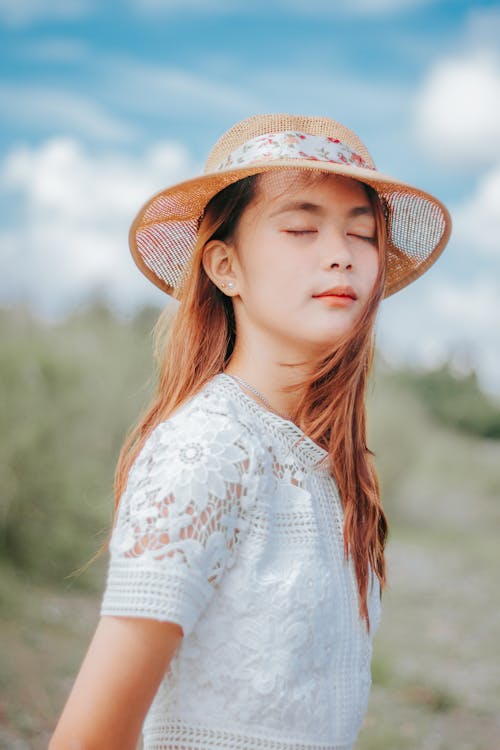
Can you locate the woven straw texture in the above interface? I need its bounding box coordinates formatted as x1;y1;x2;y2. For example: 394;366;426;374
129;114;451;298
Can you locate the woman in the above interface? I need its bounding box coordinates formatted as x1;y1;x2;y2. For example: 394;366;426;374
50;113;451;750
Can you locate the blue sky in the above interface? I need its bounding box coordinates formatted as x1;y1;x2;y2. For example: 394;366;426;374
1;0;500;392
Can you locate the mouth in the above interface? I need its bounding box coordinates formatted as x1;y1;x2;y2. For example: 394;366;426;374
312;286;358;301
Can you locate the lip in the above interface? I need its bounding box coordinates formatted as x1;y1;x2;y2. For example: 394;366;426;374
312;285;358;301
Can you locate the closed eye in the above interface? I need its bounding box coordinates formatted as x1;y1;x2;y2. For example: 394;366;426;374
348;233;376;244
283;229;318;236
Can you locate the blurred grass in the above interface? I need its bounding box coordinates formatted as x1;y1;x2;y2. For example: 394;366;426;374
393;365;500;439
1;300;499;749
0;300;159;589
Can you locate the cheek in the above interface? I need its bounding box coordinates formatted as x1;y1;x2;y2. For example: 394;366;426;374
364;249;380;291
247;264;297;309
242;234;299;292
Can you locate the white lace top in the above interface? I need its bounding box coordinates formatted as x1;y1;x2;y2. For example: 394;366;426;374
101;373;381;750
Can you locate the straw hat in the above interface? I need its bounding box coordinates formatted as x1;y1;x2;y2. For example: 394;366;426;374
129;113;451;298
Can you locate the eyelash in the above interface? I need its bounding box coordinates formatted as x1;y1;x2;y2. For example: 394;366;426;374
284;230;376;243
350;234;377;244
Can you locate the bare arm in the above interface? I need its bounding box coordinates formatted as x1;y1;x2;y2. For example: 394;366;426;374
49;615;183;750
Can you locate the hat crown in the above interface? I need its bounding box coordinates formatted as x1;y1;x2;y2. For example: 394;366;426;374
204;113;376;173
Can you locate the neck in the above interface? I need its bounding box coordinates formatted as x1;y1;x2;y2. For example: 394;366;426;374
223;332;319;419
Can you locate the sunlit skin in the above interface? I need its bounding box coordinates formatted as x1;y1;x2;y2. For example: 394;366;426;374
49;171;382;750
203;170;380;417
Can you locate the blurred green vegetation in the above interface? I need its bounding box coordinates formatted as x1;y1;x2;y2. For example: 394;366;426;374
1;300;499;749
0;300;160;591
393;364;500;439
1;299;498;590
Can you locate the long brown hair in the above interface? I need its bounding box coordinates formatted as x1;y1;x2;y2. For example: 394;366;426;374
113;169;388;629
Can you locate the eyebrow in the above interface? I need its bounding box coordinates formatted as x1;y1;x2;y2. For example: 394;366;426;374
268;200;374;219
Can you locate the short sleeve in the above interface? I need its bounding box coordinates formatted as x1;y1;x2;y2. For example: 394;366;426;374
100;394;260;636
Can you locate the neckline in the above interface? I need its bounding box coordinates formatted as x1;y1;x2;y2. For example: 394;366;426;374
215;372;330;471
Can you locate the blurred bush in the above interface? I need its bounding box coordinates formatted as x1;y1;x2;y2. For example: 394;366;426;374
0;300;161;589
393;364;500;440
1;301;499;590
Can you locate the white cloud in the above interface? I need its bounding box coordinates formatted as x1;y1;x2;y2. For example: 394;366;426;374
378;140;500;395
288;0;434;13
414;51;500;167
248;67;407;121
18;37;89;63
452;164;500;258
96;55;407;157
132;0;229;12
0;137;199;317
463;5;500;52
378;269;500;396
131;0;433;15
103;57;262;117
1;128;499;393
0;84;137;143
0;0;91;27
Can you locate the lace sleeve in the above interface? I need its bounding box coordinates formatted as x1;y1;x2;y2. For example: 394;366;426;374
100;396;259;636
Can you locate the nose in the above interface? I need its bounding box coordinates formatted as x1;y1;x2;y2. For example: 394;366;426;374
319;230;353;271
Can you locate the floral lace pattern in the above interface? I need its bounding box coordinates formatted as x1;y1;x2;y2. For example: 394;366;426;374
101;374;381;750
102;389;261;634
215;131;371;172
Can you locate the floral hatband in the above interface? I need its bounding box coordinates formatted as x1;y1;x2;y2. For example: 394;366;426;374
215;131;372;172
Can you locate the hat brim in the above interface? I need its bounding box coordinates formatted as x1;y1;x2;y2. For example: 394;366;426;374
129;159;452;299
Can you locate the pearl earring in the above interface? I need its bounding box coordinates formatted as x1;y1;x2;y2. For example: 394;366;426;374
227;281;235;290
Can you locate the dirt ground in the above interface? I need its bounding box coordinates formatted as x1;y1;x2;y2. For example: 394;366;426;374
1;519;499;750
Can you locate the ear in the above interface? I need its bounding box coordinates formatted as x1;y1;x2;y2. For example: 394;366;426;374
202;239;239;295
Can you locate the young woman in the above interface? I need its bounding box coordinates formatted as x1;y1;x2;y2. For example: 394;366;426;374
50;114;451;750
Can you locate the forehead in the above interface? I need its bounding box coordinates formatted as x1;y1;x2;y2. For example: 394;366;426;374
254;169;371;208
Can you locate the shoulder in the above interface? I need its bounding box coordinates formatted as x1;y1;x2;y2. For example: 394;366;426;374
171;374;243;426
128;375;263;494
104;382;263;633
147;375;255;453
